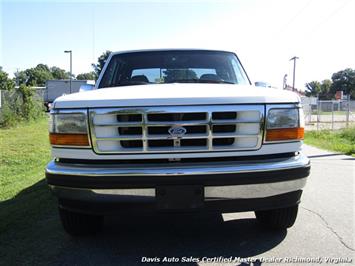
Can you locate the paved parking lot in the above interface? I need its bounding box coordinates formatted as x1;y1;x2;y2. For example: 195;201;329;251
42;145;353;266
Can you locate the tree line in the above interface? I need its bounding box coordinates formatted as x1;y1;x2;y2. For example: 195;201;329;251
0;50;111;90
305;68;355;100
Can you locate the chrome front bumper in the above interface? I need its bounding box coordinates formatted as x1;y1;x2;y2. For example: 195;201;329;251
46;153;310;202
49;178;308;202
46;153;309;177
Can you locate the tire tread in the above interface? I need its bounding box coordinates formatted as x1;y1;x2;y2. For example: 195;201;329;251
59;207;103;236
255;205;298;229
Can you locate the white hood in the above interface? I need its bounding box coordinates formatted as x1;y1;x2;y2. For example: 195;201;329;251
53;83;300;109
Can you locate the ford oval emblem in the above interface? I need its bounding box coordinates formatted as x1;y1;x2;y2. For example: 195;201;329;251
168;126;187;137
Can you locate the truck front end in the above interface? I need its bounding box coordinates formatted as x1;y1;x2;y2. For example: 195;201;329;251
45;49;310;235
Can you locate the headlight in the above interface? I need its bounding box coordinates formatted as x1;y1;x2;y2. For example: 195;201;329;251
267;109;299;129
265;107;304;142
49;110;90;147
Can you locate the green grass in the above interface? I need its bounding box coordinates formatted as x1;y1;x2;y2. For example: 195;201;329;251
0;118;50;200
0;118;67;264
304;126;355;156
310;111;347;115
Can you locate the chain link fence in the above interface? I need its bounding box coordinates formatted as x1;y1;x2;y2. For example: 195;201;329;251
0;88;46;126
301;97;355;130
0;88;45;109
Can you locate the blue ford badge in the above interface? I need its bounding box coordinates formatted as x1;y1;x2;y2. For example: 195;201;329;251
168;126;187;137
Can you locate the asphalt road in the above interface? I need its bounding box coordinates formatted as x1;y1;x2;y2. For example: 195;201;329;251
2;145;353;266
40;144;353;266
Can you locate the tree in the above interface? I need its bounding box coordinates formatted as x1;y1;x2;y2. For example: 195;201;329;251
305;81;321;97
163;69;197;82
15;65;71;86
305;79;334;100
14;70;28;86
15;64;54;86
50;66;70;80
25;65;53;86
92;50;111;78
35;63;50;72
319;79;333;100
0;67;15;91
331;68;355;99
76;72;96;80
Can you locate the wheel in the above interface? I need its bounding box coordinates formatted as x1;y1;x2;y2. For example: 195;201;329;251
59;207;103;236
255;205;299;229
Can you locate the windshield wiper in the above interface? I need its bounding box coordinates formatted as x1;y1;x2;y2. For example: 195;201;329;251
166;79;200;83
115;81;150;87
197;79;236;84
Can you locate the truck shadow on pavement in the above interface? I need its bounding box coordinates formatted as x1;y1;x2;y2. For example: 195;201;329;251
0;179;287;266
58;213;287;265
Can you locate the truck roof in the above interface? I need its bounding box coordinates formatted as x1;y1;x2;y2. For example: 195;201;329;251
110;48;235;56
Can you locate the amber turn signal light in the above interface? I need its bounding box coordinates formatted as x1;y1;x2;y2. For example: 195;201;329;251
265;127;304;141
49;133;89;146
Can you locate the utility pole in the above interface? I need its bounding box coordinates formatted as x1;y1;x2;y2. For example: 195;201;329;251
289;56;299;92
346;93;351;127
16;68;19;86
64;50;72;94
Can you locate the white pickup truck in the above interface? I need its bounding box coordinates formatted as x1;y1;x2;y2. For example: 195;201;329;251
45;49;310;235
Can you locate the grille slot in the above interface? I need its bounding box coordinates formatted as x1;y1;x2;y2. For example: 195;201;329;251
213;138;235;146
149;139;174;147
181;139;207;147
148;126;170;135
118;127;142;135
117;114;142;122
212;125;236;133
120;140;143;148
212;112;237;120
148;112;206;122
90;105;263;154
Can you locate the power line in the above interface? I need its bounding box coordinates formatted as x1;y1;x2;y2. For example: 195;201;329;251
305;0;352;37
274;0;313;37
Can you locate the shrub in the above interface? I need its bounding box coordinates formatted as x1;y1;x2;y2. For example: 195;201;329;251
304;127;355;156
0;85;45;128
339;126;355;143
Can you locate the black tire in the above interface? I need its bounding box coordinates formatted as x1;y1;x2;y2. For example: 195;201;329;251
255;205;299;229
59;207;103;236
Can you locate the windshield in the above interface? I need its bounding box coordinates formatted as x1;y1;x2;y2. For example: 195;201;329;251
98;50;250;88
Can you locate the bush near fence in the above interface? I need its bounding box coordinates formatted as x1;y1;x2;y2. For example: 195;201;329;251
0;85;45;128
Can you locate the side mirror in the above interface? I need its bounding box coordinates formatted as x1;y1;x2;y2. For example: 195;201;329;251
79;84;95;92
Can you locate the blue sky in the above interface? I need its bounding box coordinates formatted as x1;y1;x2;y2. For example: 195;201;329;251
1;0;355;90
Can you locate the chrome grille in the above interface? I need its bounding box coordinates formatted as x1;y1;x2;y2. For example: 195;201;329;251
89;105;264;154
